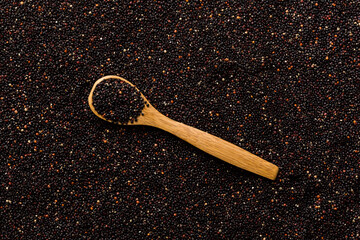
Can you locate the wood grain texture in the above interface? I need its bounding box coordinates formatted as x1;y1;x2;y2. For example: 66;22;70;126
89;76;279;180
144;110;279;180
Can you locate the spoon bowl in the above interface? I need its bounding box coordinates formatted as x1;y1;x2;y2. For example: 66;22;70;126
89;75;279;180
88;75;159;126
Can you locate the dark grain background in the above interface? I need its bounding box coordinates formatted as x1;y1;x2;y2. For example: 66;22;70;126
1;0;359;239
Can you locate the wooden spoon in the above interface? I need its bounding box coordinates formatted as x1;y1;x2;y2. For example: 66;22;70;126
89;75;279;180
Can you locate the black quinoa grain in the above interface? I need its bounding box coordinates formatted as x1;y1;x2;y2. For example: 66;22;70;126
92;79;145;124
1;0;359;239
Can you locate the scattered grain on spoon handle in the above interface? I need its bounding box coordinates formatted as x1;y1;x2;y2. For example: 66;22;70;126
151;113;279;180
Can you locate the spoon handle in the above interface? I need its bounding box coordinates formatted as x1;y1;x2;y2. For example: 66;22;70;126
152;114;279;180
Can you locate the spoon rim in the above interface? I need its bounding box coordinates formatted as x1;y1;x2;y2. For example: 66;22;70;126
88;75;151;125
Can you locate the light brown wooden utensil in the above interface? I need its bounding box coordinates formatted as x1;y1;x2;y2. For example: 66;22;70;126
89;75;279;180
